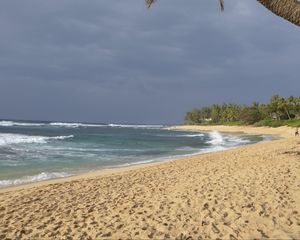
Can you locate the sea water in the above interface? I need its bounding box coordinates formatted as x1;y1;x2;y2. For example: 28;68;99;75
0;120;266;188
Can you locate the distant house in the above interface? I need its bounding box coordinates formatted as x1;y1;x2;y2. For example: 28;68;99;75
204;118;212;122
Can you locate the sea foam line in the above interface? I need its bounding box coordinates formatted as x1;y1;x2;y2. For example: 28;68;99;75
0;120;164;129
0;121;45;127
0;172;73;188
0;134;74;146
108;124;163;129
49;122;106;128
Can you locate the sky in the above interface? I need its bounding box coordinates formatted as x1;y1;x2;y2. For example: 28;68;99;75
0;0;299;124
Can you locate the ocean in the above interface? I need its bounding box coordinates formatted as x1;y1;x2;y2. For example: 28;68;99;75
0;120;267;188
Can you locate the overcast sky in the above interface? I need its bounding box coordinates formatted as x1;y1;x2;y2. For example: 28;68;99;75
0;0;299;124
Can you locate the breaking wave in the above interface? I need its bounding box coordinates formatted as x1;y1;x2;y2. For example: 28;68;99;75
0;121;45;127
0;134;74;146
0;120;164;129
180;133;204;137
49;122;106;128
208;131;251;147
108;124;163;129
208;131;225;145
0;172;73;188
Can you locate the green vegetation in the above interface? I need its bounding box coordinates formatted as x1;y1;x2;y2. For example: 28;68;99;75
185;95;300;127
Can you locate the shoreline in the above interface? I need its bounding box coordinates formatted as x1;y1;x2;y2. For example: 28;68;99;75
0;158;168;194
0;125;279;193
0;125;291;193
167;125;294;139
1;125;299;239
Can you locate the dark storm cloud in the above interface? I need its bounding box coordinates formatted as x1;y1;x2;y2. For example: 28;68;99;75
0;0;299;123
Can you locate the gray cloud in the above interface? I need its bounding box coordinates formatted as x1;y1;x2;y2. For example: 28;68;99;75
0;0;299;123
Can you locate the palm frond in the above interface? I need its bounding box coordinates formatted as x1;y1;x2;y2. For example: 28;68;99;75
258;0;300;26
145;0;157;8
219;0;225;11
145;0;299;26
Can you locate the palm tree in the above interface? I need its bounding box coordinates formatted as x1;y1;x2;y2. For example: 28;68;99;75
145;0;300;27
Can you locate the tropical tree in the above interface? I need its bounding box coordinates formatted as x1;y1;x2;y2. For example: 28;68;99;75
258;103;270;120
201;107;212;120
211;104;221;123
185;95;299;125
185;108;202;124
287;96;300;118
240;106;262;124
278;97;292;120
145;0;300;27
268;95;283;120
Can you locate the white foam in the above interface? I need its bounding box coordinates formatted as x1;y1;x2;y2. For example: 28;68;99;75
224;135;251;146
208;131;225;145
180;133;204;137
207;131;252;147
108;124;163;129
50;135;74;140
0;172;73;188
49;122;105;128
115;159;154;167
176;146;199;151
0;121;45;127
0;134;74;146
0;121;163;129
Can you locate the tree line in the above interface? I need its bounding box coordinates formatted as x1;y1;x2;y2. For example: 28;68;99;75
185;95;300;126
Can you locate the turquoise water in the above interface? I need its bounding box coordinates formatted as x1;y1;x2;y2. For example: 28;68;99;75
0;120;266;187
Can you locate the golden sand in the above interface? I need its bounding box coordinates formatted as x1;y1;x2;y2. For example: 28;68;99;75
0;126;299;239
168;125;295;138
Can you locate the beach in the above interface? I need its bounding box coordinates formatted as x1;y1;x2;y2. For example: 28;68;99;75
168;125;294;139
0;126;300;239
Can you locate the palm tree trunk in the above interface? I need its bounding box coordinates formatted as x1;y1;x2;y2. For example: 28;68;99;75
257;0;300;26
284;107;292;120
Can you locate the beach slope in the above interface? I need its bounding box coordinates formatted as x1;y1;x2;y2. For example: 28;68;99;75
0;127;299;239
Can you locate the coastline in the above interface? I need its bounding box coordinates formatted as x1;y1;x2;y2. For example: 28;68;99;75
167;125;294;139
1;125;299;239
0;125;277;193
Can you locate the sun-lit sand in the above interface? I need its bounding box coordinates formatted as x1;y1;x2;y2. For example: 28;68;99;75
168;125;295;139
0;126;299;239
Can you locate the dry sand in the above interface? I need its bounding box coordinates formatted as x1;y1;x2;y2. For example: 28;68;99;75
168;125;295;139
0;126;300;239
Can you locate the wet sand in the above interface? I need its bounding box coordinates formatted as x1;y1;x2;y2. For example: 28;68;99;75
0;126;299;239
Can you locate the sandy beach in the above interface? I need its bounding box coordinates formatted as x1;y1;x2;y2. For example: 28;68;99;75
0;126;300;239
168;125;295;139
